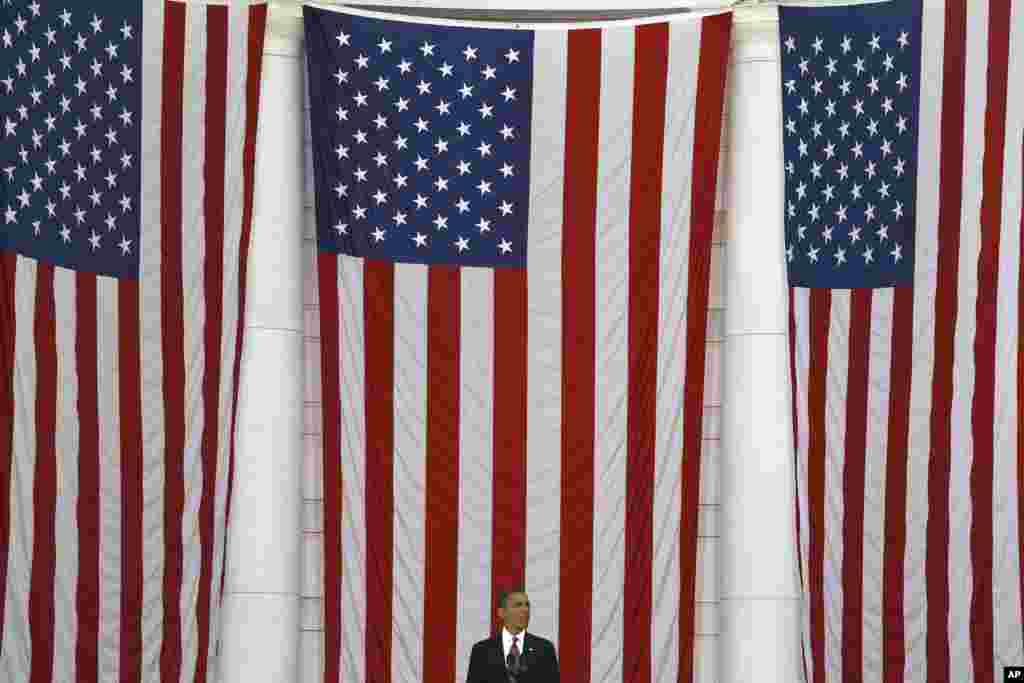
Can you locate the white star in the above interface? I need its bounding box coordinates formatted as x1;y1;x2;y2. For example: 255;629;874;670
414;156;429;172
73;205;86;223
821;184;835;202
105;41;119;60
498;239;512;254
1;76;12;93
834;247;847;266
784;36;796;53
334;221;348;235
3;165;16;181
434;138;449;154
420;42;436;56
478;102;494;118
13;14;27;34
457;121;472;137
414;194;429;210
894;157;906;177
811;121;822;138
864;203;876;222
463;45;478;61
373;76;389;92
334;69;349;85
353;130;367;144
393;210;407;225
867;76;880;95
74;163;87;181
371;227;386;242
837;163;849;180
417;80;432;95
877;224;889;241
501;85;517;102
3;205;16;224
105;127;118;146
881;97;894;115
118;106;133;126
354;54;369;69
835;204;848;223
869;34;881;52
851;183;863;200
853;100;865;117
477;141;492;157
121;22;134;40
505;49;520;63
880;138;892;157
785;118;797;135
90;102;103;119
812;36;824;54
413;232;428;247
839;79;852;96
434;177;449;192
353;91;368;107
785;79;797;94
0;29;9;49
811;80;823;97
74;76;88;95
482;65;497;80
810;161;822;179
849;141;863;159
377;39;392;53
825;100;836;118
433;214;448;230
336;31;350;47
825;58;838;76
797;225;808;240
334;181;348;197
455;236;470;252
893;201;904;220
58;181;71;199
458;83;474;99
59;52;72;71
798;139;808;157
457;160;472;176
105;83;118;101
865;160;877;179
798;58;809;75
394;97;410;112
787;245;794;262
808;204;821;221
476;179;492;195
372;189;388;205
74;119;87;138
863;246;874;264
438;62;454;78
476;218;491;233
88;230;101;250
16;188;30;208
822;226;833;243
883;53;895;73
896;116;908;134
498;201;513;216
878;182;891;199
3;118;15;137
808;246;820;263
90;13;103;33
120;151;133;168
796;182;807;200
455;197;471;214
373;113;388;129
28;1;41;17
45;199;56;216
88;187;102;206
336;107;349;122
353;167;367;182
435;99;451;115
891;243;903;262
500;163;514;178
798;98;809;116
396;60;412;75
393;135;408;150
59;224;71;243
414;117;430;133
29;43;41;63
118;236;132;255
853;57;866;75
89;146;102;164
867;119;879;137
353;205;367;220
849;225;862;242
60;9;73;27
105;213;116;230
75;32;88;52
898;31;910;49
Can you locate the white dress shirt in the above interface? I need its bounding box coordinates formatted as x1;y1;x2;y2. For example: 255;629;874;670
501;627;525;660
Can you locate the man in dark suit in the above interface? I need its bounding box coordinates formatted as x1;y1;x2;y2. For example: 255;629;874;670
465;589;559;682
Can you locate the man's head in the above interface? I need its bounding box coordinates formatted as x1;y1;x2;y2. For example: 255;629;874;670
497;589;530;634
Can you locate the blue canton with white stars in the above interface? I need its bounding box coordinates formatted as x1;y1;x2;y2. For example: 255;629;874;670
1;0;141;278
304;8;533;268
779;1;922;289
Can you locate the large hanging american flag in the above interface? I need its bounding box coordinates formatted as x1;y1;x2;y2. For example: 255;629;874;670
0;1;266;681
304;6;731;683
783;1;1024;681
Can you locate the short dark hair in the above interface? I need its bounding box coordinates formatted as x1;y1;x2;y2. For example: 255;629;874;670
497;588;527;609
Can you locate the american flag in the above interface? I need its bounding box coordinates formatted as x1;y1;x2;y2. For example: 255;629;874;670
304;6;731;683
783;1;1024;682
0;1;266;682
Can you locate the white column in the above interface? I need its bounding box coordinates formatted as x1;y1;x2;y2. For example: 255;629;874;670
217;6;306;683
719;7;802;683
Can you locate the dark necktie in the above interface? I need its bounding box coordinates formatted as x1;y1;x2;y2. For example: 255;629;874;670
507;636;521;678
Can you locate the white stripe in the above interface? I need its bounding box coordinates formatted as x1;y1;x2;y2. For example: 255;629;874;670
140;1;167;679
993;0;1024;670
1;256;38;683
52;266;80;683
862;287;893;682
455;266;494;683
338;255;366;683
97;274;122;683
947;3;990;679
391;263;428;683
180;5;209;677
208;5;253;677
823;289;850;682
791;286;813;680
589;24;633;683
653;18;701;683
524;28;567;645
904;1;945;678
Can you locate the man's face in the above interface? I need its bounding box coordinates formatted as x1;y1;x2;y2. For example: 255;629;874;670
498;592;530;634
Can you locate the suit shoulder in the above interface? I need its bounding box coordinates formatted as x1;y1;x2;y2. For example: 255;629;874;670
470;637;496;651
526;633;556;651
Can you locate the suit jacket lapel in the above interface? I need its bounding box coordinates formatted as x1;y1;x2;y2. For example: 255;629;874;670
489;635;504;673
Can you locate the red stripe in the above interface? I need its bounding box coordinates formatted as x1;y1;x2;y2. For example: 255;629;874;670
623;22;668;683
558;28;600;683
807;289;831;683
0;251;14;652
194;7;229;682
678;14;731;683
319;254;342;683
491;268;527;621
76;273;100;683
364;260;394;683
883;285;913;683
29;264;56;683
970;2;1012;679
790;288;810;683
158;3;187;681
119;278;144;683
841;289;873;683
220;1;267;608
423;266;460;683
927;3;967;680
